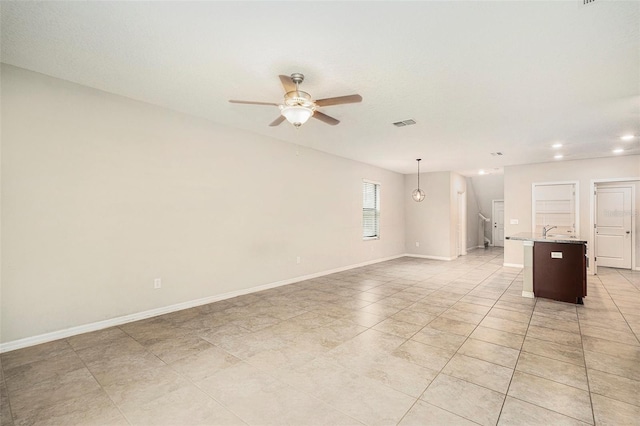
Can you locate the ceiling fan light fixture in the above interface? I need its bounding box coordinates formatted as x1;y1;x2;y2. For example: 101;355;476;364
280;105;314;127
412;158;426;202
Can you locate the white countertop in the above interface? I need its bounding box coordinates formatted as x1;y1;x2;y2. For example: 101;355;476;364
506;232;587;244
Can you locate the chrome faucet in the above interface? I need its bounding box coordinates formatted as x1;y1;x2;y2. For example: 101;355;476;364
542;225;557;237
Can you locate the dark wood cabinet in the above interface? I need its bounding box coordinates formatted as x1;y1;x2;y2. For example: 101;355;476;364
533;242;587;304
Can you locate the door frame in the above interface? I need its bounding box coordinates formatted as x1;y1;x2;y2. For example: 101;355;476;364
492;199;504;247
457;191;466;256
591;178;639;274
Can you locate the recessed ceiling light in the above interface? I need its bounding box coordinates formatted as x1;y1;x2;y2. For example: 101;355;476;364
613;148;624;154
620;135;635;141
552;143;563;149
479;170;486;175
554;154;563;160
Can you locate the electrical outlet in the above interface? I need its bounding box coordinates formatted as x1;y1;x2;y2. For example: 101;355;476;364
415;242;420;247
154;278;162;289
296;256;301;264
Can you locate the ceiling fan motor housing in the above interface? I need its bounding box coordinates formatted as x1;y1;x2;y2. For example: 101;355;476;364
283;90;316;108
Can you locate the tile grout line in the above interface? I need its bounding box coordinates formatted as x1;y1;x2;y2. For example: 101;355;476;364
11;250;634;425
576;293;598;426
200;292;393;425
0;362;16;425
397;250;507;425
144;310;362;425
581;269;640;415
414;253;522;425
65;337;134;426
353;251;509;424
496;296;602;425
494;269;536;425
596;269;640;344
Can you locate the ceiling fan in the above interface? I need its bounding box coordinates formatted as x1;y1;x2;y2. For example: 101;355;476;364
229;73;362;128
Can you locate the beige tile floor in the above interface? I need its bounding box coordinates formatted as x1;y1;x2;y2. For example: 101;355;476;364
2;248;640;425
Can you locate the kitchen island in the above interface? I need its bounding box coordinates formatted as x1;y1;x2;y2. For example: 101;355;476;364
506;233;588;304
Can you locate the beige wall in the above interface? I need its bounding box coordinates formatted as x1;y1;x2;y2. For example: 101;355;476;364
1;65;406;343
404;171;459;259
504;156;640;269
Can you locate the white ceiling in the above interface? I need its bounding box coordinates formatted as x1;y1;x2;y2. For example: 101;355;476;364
1;1;638;175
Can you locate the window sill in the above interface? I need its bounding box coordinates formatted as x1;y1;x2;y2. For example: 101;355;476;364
363;236;380;241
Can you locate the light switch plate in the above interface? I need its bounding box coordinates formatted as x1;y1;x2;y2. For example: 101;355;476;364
510;219;519;225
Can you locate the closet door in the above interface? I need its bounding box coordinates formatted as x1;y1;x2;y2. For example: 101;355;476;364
596;186;632;269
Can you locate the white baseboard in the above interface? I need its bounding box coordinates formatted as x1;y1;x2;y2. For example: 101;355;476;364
0;254;405;354
522;291;535;299
403;253;456;261
503;263;524;269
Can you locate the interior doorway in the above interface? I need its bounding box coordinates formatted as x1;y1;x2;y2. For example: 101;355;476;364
492;200;504;247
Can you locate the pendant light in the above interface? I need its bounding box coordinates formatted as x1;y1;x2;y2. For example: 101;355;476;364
412;159;426;202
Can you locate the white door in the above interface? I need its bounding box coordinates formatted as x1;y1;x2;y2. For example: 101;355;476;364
492;200;504;247
596;186;632;269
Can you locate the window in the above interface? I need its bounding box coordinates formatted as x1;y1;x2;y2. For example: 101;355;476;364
363;181;380;239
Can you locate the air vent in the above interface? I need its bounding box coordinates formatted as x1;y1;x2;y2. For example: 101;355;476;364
490;152;504;156
393;119;417;127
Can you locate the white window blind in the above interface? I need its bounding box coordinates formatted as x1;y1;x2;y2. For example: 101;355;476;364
363;181;380;239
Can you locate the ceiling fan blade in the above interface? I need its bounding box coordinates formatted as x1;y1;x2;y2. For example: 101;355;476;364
279;75;296;93
313;111;340;126
229;100;278;106
269;115;286;127
315;94;363;107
